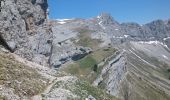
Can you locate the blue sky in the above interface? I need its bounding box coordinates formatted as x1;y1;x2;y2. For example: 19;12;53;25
48;0;170;24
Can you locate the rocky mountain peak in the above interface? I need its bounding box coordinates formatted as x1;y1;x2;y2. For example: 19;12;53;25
97;13;119;26
98;13;112;19
146;19;165;27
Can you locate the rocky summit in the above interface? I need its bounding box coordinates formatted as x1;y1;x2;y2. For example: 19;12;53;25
0;0;170;100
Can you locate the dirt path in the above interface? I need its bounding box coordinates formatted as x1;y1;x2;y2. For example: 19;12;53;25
31;76;73;100
31;83;53;100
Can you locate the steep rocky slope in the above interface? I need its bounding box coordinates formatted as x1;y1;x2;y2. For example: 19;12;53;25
0;46;115;100
120;42;170;100
0;46;54;99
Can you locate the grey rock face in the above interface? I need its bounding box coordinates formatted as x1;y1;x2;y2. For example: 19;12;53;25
144;20;169;40
86;95;96;100
121;22;145;40
50;39;92;68
93;51;127;96
0;0;48;45
7;41;17;52
0;0;50;65
98;13;119;26
0;0;27;49
96;13;121;36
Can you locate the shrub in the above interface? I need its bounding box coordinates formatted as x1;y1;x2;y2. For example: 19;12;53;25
93;64;98;72
167;69;170;72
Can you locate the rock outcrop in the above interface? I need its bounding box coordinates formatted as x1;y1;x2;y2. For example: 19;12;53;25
93;51;127;96
50;39;92;68
0;0;51;66
0;0;48;48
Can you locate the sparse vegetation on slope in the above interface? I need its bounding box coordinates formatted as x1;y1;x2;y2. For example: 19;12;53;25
0;96;5;100
0;51;49;97
70;79;116;100
73;28;102;50
42;75;117;100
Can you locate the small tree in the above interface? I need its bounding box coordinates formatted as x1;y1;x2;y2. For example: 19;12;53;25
167;69;170;72
93;64;98;72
